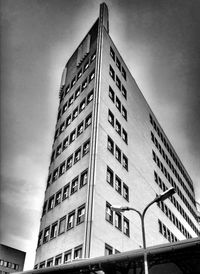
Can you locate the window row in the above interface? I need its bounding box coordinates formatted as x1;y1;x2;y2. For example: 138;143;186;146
0;260;19;271
38;204;85;247
106;166;129;201
109;86;127;120
47;139;90;187
59;50;96;102
43;169;88;215
109;67;127;100
158;220;178;243
55;89;94;141
152;150;197;221
107;136;128;171
110;46;127;81
105;243;120;256
149;114;194;193
35;244;83;269
58;68;95;123
157;200;191;239
151;131;195;206
154;171;200;237
106;202;130;237
51;112;92;165
108;109;128;144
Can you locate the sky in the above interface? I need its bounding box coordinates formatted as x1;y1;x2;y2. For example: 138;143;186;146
0;0;200;270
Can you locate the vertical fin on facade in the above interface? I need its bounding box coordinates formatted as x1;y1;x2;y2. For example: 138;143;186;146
76;34;91;67
100;2;109;33
59;67;67;97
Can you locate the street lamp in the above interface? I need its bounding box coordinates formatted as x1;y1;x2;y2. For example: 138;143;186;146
111;187;175;274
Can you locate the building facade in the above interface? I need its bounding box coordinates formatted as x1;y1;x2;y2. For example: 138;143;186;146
0;244;26;274
34;3;200;269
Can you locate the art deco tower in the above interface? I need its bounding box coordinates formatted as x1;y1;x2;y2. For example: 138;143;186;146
34;3;200;269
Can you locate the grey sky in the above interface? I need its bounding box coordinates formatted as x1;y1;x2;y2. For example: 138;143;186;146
0;0;200;270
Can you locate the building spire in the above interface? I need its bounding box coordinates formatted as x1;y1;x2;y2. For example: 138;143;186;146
99;2;109;33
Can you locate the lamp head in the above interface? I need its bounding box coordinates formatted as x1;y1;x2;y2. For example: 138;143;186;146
155;187;175;203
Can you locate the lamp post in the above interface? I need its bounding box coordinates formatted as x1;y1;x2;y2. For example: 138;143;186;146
111;187;175;274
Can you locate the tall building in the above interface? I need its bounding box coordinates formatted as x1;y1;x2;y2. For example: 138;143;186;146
34;3;200;269
0;244;26;274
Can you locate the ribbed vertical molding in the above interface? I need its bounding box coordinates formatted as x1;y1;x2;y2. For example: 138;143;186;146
83;2;109;259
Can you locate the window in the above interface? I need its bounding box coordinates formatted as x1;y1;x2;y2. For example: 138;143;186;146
122;85;127;99
82;79;88;91
56;144;62;157
123;154;128;170
50;222;58;239
106;202;113;224
89;70;95;82
115;212;122;230
116;57;121;71
83;139;90;156
58;216;66;235
72;107;78;120
87;90;94;104
123;183;129;201
70;130;76;143
48;195;54;211
68;96;74;107
71;177;78;194
43;227;50;243
59;161;66;176
123;217;130;236
109;86;115;102
37;231;43;247
57;109;62;121
74;147;81;163
62;102;68;114
122;106;127;120
77;121;84;136
80;169;88;188
105;243;113;256
115;175;122;194
106;166;114;186
71;77;76;88
116;76;121;90
115;146;121;163
115;120;121;135
77;204;85;224
122;67;127;80
65;85;70;95
55;255;62;266
122;129;128;144
109;65;115;80
47;174;52;187
108;110;114;127
63;183;70;200
39;262;45;269
74;245;82;259
46;259;53;267
75;87;81;99
50;150;55;163
67;211;75;230
77;69;82;80
85;113;92;128
42;201;47;216
91;51;96;62
60;122;65;134
83;60;89;72
116;97;121;112
55;190;62;206
60;91;64;102
110;47;115;61
79;98;86;113
66;115;72;127
66;155;73;169
107;136;114;154
64;250;72;263
52;168;58;182
54;129;59;141
63;136;69;150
